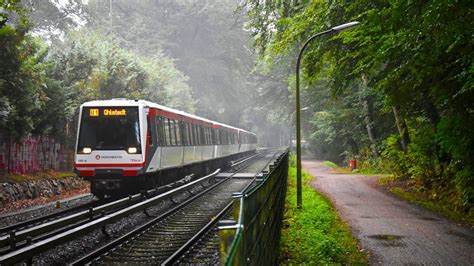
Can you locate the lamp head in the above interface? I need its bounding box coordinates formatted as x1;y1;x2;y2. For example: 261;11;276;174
332;21;360;31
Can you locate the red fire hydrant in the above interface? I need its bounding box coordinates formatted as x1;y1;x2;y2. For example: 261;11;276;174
350;159;357;171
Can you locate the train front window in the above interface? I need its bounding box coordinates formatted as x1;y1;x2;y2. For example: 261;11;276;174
78;107;141;153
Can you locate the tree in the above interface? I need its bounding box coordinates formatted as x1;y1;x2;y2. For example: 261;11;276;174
243;0;474;207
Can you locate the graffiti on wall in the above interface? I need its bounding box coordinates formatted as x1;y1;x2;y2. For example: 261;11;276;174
0;135;69;174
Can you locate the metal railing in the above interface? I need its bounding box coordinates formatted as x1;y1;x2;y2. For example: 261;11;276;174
219;150;289;265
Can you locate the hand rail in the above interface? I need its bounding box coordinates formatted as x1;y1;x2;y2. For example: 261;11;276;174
219;150;289;265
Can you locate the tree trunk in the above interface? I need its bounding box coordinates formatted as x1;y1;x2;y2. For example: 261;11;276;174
362;75;379;158
392;106;410;152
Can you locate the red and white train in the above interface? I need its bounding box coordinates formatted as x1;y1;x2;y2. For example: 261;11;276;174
74;99;257;197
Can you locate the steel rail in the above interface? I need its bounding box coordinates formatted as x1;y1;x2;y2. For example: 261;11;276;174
0;169;221;265
162;150;281;264
0;196;100;236
0;190;146;249
0;171;197;252
230;152;261;168
71;170;231;265
162;201;234;265
73;151;270;265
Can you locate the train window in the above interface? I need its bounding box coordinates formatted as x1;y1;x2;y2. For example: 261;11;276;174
78;107;141;152
197;125;202;145
196;125;203;145
170;120;177;145
155;117;162;146
147;115;153;146
175;120;182;145
198;126;201;145
164;118;171;146
201;126;204;145
188;123;196;146
211;128;216;145
182;122;188;146
207;128;211;145
188;124;193;145
203;127;207;145
191;124;196;145
187;122;192;146
187;123;191;146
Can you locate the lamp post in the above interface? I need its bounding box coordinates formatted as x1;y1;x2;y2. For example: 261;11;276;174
295;21;360;209
289;107;309;151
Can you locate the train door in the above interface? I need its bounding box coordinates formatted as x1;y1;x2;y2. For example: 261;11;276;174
145;108;159;173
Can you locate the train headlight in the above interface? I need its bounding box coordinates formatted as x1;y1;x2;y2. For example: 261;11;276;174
82;147;92;154
127;147;138;154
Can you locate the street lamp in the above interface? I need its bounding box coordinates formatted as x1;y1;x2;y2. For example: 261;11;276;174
295;21;360;209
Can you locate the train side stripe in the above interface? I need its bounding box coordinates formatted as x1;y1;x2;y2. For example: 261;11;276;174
75;163;145;167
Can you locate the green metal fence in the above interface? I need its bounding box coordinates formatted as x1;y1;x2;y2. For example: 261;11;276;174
219;151;289;265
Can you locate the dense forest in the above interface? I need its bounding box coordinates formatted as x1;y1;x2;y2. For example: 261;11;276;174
243;1;473;211
1;0;473;211
0;0;289;145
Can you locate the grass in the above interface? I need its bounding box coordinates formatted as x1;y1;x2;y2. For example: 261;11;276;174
280;161;368;264
323;160;387;175
323;160;352;174
378;176;474;227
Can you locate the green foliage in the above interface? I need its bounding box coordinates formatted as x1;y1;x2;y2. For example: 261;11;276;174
0;25;50;138
323;161;337;169
380;135;408;178
245;0;474;210
82;0;256;126
1;2;196;140
0;0;29;25
49;30;195;113
281;160;367;264
379;180;474;227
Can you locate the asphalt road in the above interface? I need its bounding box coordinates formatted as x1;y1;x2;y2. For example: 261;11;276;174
302;159;474;265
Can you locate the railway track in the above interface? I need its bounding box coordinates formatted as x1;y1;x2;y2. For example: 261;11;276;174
0;151;272;265
74;150;281;265
0;197;99;236
0;180;187;257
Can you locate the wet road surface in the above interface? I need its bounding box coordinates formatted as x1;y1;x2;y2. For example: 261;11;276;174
303;160;474;265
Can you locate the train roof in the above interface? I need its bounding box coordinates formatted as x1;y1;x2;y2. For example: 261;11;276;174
81;99;255;135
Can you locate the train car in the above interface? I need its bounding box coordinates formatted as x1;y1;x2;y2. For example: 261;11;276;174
74;99;257;197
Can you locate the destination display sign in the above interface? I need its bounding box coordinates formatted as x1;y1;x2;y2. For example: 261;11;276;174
104;109;127;116
88;108;128;117
88;108;129;117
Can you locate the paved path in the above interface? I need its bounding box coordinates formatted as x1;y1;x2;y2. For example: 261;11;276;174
303;160;474;265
